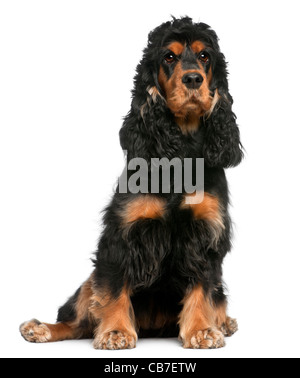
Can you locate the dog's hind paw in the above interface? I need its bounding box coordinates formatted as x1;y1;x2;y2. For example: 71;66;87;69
221;317;238;337
20;319;51;343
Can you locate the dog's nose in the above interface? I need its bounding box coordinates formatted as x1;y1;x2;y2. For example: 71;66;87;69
182;73;203;89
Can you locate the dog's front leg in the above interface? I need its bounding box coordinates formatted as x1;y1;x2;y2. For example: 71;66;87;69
90;285;137;350
179;284;225;349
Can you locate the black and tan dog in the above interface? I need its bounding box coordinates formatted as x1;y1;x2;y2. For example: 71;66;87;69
20;17;243;350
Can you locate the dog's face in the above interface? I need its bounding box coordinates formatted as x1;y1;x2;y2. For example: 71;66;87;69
158;40;215;121
132;19;233;137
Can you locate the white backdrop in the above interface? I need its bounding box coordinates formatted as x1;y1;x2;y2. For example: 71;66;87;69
1;0;300;358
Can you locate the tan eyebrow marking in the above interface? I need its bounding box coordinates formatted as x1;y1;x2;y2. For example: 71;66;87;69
191;41;206;54
166;41;185;56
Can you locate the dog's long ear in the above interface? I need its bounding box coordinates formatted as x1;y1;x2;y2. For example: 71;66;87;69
119;62;156;161
202;35;243;168
202;93;243;168
119;33;182;161
119;83;178;161
119;82;168;161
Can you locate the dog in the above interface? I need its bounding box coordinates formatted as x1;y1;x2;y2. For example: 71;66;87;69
20;16;243;349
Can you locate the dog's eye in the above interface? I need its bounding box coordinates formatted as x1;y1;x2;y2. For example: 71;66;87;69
199;51;209;63
164;52;176;64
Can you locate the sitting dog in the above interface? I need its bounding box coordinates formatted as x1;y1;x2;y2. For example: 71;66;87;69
20;16;243;349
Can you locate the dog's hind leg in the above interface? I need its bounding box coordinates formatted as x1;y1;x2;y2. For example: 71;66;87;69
20;319;81;343
20;276;95;343
214;300;238;337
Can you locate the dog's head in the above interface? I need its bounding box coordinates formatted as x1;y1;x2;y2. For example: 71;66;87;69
134;17;229;130
123;17;243;168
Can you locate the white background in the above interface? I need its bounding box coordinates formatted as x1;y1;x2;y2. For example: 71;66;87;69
1;0;300;358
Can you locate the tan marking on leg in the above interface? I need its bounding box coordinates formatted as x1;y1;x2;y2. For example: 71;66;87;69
91;287;137;350
43;322;76;341
181;192;220;220
74;277;94;325
122;195;166;225
20;319;80;342
179;285;225;349
181;192;225;248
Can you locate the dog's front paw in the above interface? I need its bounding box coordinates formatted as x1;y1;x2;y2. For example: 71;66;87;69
93;331;137;350
181;327;225;349
20;319;51;343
